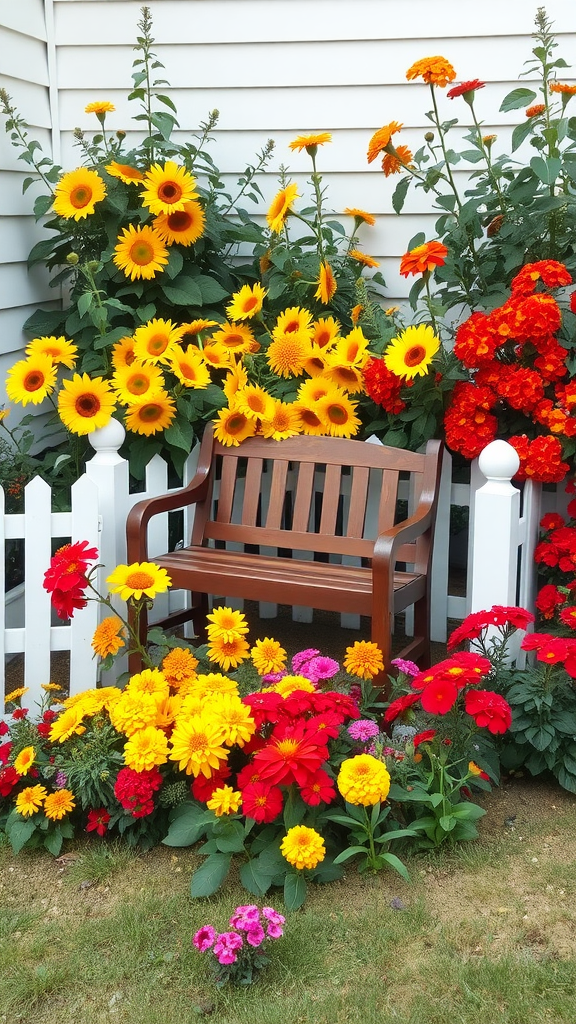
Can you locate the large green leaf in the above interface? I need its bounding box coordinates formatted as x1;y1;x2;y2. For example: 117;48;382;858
283;871;307;911
190;853;232;898
239;859;273;896
162;803;211;847
499;88;537;112
6;817;36;854
161;277;203;306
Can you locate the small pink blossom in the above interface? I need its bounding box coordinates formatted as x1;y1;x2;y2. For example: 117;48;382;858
213;931;243;965
391;658;420;677
305;656;340;681
347;719;380;742
230;905;261;929
261;671;286;684
246;924;266;947
291;648;320;673
193;925;217;952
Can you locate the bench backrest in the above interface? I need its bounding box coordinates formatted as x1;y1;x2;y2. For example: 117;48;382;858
190;429;442;569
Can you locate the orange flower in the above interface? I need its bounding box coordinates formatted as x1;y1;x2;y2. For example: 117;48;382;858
526;104;546;118
382;145;414;177
399;241;448;277
367;122;403;164
349;250;380;268
314;262;337;304
549;82;576;95
344;207;376;225
406;56;456;87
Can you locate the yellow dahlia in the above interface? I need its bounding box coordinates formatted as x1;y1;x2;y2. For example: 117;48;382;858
406;56;456;87
383;324;440;379
337;754;391;805
251;637;287;675
15;785;47;817
6;355;57;406
162;647;199;686
207;785;243;816
123;725;169;771
44;789;76;820
280;825;325;869
58;373;116;435
108;691;158;737
49;706;86;743
314;261;337;304
315;390;361;437
133;318;183;364
349;249;380;268
267;182;300;233
169;347;211;389
106;562;172;601
226;283;267;321
367;123;403;164
124;392;176;435
169;712;230;777
105;161;145;184
26;335;78;368
53;168;106;220
153;201;206;246
14;746;35;776
126;668;169;701
289;132;332;152
140;161;198;215
235;384;275;422
213;404;257;446
208;693;256;747
344;207;376;226
343;640;385;679
274;675;316;697
111;336;136;369
207;634;251;671
85;101;115;115
206;606;250;641
260;399;300;440
112;362;165;404
91;617;126;658
113;224;169;281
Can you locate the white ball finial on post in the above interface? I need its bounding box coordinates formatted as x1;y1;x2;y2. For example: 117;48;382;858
470;439;521;616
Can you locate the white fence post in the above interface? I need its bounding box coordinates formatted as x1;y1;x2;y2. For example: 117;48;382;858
84;419;130;603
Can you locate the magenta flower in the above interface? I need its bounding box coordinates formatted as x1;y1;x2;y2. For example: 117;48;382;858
391;657;420;677
193;925;217;952
291;648;320;673
261;671;286;684
262;906;285;938
230;905;261;929
246;924;266;947
213;931;243;965
347;719;380;742
305;656;340;681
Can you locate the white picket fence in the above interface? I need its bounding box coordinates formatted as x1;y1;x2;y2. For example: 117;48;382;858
1;423;557;711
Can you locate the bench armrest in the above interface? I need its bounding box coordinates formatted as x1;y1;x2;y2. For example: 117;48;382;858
126;470;211;564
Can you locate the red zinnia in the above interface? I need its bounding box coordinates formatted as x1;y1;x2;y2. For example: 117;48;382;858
191;764;231;802
49;585;89;621
0;765;19;797
447;79;485;99
464;690;512;734
300;768;336;806
413;729;437;748
399;241;448;277
252;721;329;787
43;540;98;594
535;637;570;664
384;691;421;722
241;691;284;729
419;678;459;715
540;512;566;532
86;808;111;837
241;781;284;823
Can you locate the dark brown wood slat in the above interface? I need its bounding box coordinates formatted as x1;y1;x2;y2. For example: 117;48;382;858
378;469;399;533
241;457;264;526
347;465;369;539
265;460;289;529
203;521;374;558
291;462;315;532
216;455;238;523
319;463;342;536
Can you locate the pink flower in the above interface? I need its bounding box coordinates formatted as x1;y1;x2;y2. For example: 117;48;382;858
291;648;320;673
229;905;260;929
213;931;243;965
304;656;340;681
347;719;380;742
262;907;285;939
246;924;266;947
261;671;286;684
193;925;217;952
391;658;420;677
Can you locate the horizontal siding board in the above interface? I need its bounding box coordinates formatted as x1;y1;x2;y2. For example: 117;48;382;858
0;0;47;40
53;0;576;44
0;80;52;132
0;172;51;215
0;303;60;358
0;217;50;264
0;264;54;312
0;28;50;87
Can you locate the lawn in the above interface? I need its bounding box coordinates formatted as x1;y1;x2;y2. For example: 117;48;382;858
1;776;575;1024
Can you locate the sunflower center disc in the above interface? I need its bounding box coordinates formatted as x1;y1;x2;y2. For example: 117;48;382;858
23;371;45;391
70;186;92;208
75;394;101;417
125;571;155;589
404;345;426;367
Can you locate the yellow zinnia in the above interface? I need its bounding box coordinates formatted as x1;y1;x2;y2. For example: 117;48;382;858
124;392;176;435
106;561;172;602
112;362;165;405
169;711;229;777
343;640;384;680
266;182;299;233
274;675;316;697
206;606;249;641
108;691;158;737
14;746;35;776
113;224;169;281
162;647;199;686
406;56;456;88
192;673;239;697
337;754;391;806
92;617;126;658
15;785;48;817
289;132;332;153
207;634;251;671
226;283;267;321
6;355;57;407
153;201;205;246
123;726;169;772
251;637;287;676
280;825;325;869
126;668;169;702
58;373;116;435
26;335;78;369
383;324;440;379
207;785;243;816
85;101;115;115
140;161;199;215
314;262;337;304
44;789;75;821
53;168;106;220
49;706;86;743
213;404;257;447
208;693;256;747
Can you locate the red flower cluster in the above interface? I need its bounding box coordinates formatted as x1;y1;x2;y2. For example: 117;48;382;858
0;765;19;797
362;357;406;414
447;605;534;651
521;632;576;676
507;434;569;484
43;540;98;620
114;766;162;817
511;260;573;297
443;381;498;459
464;690;512;734
535;584;566;619
36;708;58;739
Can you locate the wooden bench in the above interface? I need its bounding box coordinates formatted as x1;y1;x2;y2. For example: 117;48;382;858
126;425;443;687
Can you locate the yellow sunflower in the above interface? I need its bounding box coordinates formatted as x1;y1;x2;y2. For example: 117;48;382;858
105;161;145;184
235;384;275;422
133;318;183;364
210;321;256;355
314;261;337;304
113;224;169;281
293;403;328;436
301;346;328;377
26;335;78;368
251;637;287;675
297;378;334;404
201;342;234;369
111;336;136;369
321;361;365;394
260;399;301;440
266;182;300;233
383;324;440;379
349;249;380;268
6;355;57;406
169;712;230;777
212;404;257;446
312;316;340;349
273;306;314;341
124;392;176;435
58;374;116;435
44;789;76;820
91;617;126;657
223;362;248;402
334;327;370;367
140;161;199;215
207;634;251;671
169;347;212;389
106;561;172;602
289;132;332;152
344;207;376;225
315;390;361;437
53;168;106;220
112;361;165;405
85;101;115;115
153;201;206;246
267;333;313;378
226;283;267;321
179;319;218;341
14;746;36;776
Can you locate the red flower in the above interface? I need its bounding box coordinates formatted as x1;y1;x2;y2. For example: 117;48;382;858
533;541;559;567
540;512;565;532
36;723;52;738
0;721;8;737
383;692;421;722
191;764;231;802
305;712;342;740
300;768;336;806
511;260;572;297
520;632;555;652
559;606;576;629
48;585;89;622
571;291;576;314
0;741;12;765
43;540;98;594
363;358;406;414
11;708;28;720
535;637;570;664
0;765;19;797
535;584;566;619
242;691;284;729
241;782;284;823
309;691;360;720
464;690;512;734
114;766;162;818
447;79;485;99
419;679;459;715
413;729;437;748
86;808;111;837
236;762;264;790
252;721;329;787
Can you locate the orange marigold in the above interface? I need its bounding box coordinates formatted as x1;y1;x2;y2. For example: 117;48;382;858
382;145;414;176
399;241;448;277
526;104;546;118
406;56;456;87
367;122;403;164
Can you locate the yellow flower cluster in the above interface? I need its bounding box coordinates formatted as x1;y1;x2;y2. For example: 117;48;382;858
343;641;385;680
15;784;75;820
280;825;326;870
337;754;391;806
205;606;251;671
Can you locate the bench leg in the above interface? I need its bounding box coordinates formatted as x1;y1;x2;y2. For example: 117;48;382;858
370;608;393;698
413;592;431;669
190;591;209;643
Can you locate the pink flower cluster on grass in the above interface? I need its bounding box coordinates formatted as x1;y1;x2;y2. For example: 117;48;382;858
193;904;285;966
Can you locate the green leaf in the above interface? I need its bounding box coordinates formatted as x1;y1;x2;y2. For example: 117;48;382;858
34;194;53;220
392;176;410;214
439;814;457;832
499;88;537;112
27;237;60;267
156;93;178;113
530;155;562;185
239;859;272;896
215;821;246;854
333;845;368;864
165;249;184;280
162;803;211;847
511;119;535;152
43;829;63;857
23;307;66;336
161;277;203;306
6;817;37;854
196;276;230;304
77;292;93;319
379;852;410;881
283;871;307;911
190;853;232;898
150;111;178;140
164;415;194;452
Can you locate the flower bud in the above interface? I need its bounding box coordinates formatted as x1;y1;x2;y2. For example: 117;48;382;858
66;252;79;265
116;129;126;139
86;260;100;273
424;131;435;142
